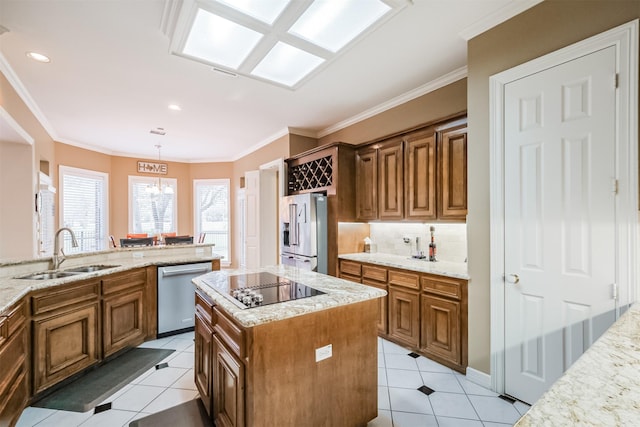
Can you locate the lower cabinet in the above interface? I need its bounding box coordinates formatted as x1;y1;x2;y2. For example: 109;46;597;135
212;335;245;427
0;302;28;427
102;269;147;358
420;295;461;364
338;258;468;372
195;311;214;416
388;287;420;348
31;279;101;394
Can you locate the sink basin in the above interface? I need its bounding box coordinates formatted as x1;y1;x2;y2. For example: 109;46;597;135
64;264;120;273
18;271;80;280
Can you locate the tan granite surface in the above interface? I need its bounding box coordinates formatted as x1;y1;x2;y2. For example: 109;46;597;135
339;252;469;280
193;265;387;328
516;303;640;426
0;244;220;314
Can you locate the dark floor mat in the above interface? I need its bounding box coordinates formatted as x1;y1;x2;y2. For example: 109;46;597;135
32;347;175;412
129;398;212;427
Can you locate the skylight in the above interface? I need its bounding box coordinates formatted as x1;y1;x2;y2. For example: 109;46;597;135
167;0;408;89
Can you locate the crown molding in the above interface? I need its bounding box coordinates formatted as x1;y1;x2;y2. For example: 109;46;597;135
318;66;467;138
0;52;59;141
458;0;543;41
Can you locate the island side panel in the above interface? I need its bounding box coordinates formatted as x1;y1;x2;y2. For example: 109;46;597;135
245;298;379;427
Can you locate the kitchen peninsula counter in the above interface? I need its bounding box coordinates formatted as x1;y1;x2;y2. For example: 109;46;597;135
0;244;220;314
516;303;640;426
339;252;469;280
192;266;385;427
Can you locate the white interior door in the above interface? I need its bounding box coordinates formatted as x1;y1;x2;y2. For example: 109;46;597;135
504;46;618;404
244;170;260;269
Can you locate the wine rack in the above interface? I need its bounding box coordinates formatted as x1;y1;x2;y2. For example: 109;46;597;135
288;154;333;193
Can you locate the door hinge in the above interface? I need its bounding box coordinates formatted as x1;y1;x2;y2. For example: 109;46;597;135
612;178;619;194
612;283;618;301
614;73;619;89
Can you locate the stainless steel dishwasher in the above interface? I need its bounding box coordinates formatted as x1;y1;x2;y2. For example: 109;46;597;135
157;261;212;337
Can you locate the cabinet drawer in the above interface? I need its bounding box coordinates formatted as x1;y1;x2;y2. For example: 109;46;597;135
362;265;387;283
196;291;214;325
2;302;25;339
388;269;420;290
339;273;361;283
422;276;464;300
339;260;362;277
213;307;245;359
102;268;146;296
31;279;100;316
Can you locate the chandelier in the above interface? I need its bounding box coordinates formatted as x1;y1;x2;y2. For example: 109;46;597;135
146;144;174;195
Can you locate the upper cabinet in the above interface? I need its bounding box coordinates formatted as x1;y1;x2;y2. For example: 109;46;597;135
355;115;467;222
437;119;468;221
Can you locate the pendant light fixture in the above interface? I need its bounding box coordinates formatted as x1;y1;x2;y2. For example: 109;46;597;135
146;144;174;195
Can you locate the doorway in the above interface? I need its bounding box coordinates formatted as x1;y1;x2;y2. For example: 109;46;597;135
489;20;638;404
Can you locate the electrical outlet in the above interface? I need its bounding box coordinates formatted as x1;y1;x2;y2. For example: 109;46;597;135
402;236;411;244
315;344;332;362
132;251;144;258
196;248;204;255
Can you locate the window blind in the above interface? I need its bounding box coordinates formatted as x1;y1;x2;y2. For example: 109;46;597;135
194;179;229;262
129;176;177;235
60;166;109;254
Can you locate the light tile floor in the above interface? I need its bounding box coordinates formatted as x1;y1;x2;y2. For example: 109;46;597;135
16;333;530;427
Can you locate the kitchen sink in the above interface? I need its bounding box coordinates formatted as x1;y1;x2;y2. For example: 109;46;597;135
18;271;80;280
64;264;120;273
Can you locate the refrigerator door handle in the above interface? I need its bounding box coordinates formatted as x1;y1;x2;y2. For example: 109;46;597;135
289;203;298;245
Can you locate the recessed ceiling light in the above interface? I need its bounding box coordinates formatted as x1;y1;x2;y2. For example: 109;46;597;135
26;52;51;63
168;104;182;111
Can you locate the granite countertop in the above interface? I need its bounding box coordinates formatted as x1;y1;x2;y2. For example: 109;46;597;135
193;265;387;328
515;303;640;426
0;244;221;314
339;252;469;280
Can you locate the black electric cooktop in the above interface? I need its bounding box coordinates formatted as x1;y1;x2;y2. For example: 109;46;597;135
202;272;326;309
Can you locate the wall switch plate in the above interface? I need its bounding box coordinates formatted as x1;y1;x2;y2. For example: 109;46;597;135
315;344;332;362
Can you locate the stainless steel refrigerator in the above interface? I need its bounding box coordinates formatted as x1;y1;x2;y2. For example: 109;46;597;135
280;193;327;274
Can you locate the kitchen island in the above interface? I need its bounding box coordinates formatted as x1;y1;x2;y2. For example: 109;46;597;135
192;265;386;427
515;303;640;426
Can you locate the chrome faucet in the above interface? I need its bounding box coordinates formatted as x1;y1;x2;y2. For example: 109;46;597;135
52;227;78;270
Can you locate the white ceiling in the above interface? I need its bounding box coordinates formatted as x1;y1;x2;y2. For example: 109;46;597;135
0;0;539;162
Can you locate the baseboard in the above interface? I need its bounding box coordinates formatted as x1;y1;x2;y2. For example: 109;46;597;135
465;367;492;390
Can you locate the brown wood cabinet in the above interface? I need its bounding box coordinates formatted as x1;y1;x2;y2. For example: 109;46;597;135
0;302;28;427
438;120;468;220
212;334;245;427
405;129;437;220
354;114;467;222
195;299;214;416
102;269;147;358
355;148;377;221
377;139;404;220
31;279;101;394
338;258;468;372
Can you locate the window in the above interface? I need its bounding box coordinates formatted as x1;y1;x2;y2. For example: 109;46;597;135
194;179;230;264
59;166;109;254
129;176;177;236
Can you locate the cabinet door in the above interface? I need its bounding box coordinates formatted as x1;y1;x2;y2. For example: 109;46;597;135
355;149;378;220
195;311;214;417
103;290;145;357
388;287;419;347
420;295;460;364
213;335;245;427
363;279;388;335
33;304;99;394
405;130;437;220
378;140;404;220
439;124;467;220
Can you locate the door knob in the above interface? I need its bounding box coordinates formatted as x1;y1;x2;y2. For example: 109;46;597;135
506;274;520;284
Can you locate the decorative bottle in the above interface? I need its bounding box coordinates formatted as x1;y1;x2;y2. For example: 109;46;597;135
428;226;437;262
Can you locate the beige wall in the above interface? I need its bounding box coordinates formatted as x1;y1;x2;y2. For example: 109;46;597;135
318;79;467;146
1;71;55;259
466;0;640;374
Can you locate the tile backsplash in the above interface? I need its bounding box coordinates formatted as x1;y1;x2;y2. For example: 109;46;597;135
367;222;467;263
